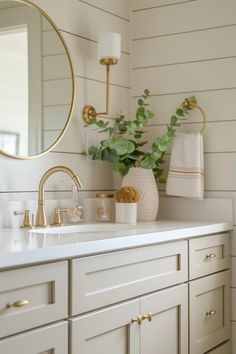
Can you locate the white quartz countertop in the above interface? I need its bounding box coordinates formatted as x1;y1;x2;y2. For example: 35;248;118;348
0;221;232;269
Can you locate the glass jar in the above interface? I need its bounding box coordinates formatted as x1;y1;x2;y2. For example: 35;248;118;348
96;193;114;222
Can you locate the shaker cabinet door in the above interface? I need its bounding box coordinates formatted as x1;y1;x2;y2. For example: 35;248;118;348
189;271;230;354
140;284;188;354
70;299;139;354
0;321;68;354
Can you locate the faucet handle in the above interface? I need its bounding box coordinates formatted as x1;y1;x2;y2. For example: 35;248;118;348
52;208;68;226
13;210;33;229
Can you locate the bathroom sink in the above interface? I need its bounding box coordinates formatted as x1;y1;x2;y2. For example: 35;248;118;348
30;223;136;235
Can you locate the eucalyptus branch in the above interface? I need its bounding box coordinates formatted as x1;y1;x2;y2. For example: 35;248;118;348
84;90;196;183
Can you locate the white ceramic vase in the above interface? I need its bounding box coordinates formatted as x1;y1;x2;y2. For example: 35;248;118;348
121;167;159;222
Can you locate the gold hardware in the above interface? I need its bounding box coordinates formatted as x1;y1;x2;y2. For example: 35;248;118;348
172;99;207;134
35;166;83;227
52;208;68;226
142;312;153;322
0;0;76;160
181;99;207;134
7;299;29;308
83;57;118;124
100;58;118;66
132;315;143;325
96;193;114;198
206;310;216;317
13;210;33;229
206;253;216;260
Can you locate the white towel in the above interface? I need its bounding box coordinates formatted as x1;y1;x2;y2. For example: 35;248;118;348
166;132;204;199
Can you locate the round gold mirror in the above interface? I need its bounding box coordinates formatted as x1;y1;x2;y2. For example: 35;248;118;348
0;0;75;159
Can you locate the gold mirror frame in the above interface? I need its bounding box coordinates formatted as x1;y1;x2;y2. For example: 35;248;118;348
0;0;76;160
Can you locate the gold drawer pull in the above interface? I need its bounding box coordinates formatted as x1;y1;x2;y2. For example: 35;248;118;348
142;312;153;322
131;315;143;325
206;310;216;317
206;253;216;260
7;299;29;308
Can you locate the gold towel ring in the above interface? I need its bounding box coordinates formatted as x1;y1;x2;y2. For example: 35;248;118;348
180;99;207;134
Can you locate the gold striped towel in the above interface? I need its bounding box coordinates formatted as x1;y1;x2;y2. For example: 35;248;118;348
166;133;204;199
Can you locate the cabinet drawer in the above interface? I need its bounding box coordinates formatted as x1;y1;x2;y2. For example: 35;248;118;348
0;261;68;338
206;341;231;353
189;233;230;280
0;321;68;354
71;241;188;315
189;271;230;354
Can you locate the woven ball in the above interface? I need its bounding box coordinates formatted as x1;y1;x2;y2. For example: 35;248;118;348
115;186;139;203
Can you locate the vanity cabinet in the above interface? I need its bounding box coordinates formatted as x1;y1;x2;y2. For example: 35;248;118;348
0;230;231;354
71;283;188;354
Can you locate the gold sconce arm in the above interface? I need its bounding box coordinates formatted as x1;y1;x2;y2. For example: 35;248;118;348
82;58;118;124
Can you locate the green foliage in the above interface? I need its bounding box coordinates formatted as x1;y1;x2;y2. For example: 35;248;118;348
84;90;196;183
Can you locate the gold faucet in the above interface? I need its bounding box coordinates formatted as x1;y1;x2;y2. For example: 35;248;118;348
35;166;83;227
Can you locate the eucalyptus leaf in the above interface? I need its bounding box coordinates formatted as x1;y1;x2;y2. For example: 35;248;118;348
112;140;135;155
84;89;196;183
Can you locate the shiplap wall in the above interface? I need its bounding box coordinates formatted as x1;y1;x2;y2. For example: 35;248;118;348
131;0;236;196
0;0;130;210
130;0;236;350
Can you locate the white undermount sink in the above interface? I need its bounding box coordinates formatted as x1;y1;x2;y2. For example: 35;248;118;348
30;223;136;235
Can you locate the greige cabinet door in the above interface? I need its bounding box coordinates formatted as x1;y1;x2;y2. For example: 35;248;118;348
140;284;188;354
0;321;68;354
189;271;230;354
70;299;139;354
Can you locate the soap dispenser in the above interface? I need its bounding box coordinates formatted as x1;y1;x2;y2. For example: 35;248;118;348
67;185;83;223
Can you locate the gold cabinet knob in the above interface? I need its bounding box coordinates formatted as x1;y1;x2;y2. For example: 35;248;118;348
142;312;153;322
205;253;216;260
7;299;29;308
131;315;143;325
206;309;216;317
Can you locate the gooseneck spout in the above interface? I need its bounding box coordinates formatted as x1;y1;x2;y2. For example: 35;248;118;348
35;166;83;227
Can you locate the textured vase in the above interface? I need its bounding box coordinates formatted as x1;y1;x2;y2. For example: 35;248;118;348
122;167;159;222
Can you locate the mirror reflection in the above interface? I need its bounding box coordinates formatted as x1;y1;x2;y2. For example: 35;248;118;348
0;0;74;158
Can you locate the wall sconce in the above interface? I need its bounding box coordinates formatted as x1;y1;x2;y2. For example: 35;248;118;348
82;32;121;124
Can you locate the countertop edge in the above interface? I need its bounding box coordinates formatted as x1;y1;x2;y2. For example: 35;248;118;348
0;222;232;270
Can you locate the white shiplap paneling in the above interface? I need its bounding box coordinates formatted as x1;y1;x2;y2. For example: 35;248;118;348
33;0;130;52
132;26;236;68
131;0;193;11
132;0;236;39
79;0;130;20
133;58;236;96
